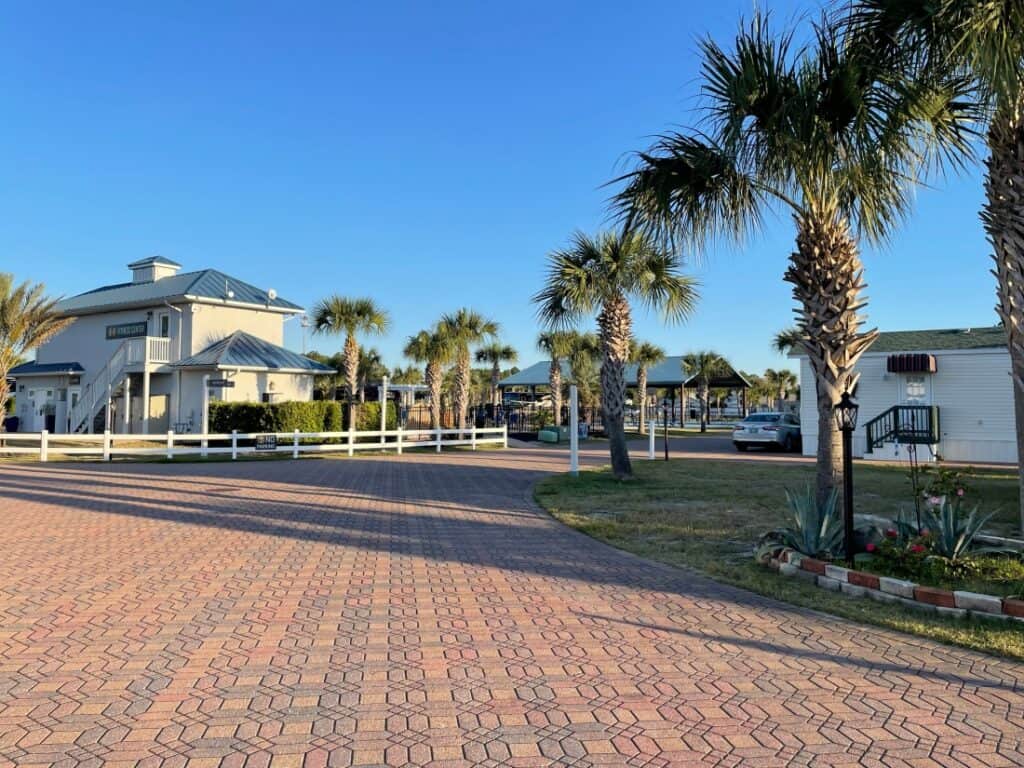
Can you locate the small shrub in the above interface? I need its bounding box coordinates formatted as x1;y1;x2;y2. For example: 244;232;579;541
757;486;844;560
209;401;343;434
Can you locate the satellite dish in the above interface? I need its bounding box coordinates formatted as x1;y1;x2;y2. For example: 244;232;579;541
267;288;278;301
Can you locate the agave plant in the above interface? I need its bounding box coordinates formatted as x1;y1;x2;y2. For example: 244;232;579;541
921;500;1012;563
759;486;844;560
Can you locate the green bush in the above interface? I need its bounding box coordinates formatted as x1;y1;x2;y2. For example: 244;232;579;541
346;401;397;431
209;401;343;434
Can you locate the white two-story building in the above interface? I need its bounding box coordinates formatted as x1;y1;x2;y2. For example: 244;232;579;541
10;256;332;433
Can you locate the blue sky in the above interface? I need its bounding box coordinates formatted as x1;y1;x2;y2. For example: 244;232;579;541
0;1;997;376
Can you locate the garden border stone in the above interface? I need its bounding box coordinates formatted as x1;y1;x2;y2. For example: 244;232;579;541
774;548;1024;622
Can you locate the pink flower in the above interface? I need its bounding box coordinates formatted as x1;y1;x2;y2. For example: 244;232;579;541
957;488;965;497
910;544;926;554
927;496;942;506
865;543;877;553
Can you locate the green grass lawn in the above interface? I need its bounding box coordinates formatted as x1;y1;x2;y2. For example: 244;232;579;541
535;459;1024;661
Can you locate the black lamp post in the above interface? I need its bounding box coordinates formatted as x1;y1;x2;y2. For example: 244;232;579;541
662;402;670;461
834;391;860;565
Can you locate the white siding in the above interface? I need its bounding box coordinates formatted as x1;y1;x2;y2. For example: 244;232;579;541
185;304;283;356
799;348;1016;463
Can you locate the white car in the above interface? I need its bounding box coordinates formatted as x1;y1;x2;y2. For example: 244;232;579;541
733;412;801;452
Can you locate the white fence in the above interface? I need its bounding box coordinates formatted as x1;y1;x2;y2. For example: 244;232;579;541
0;426;508;462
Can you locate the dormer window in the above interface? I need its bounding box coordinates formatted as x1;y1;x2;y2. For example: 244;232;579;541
127;256;182;284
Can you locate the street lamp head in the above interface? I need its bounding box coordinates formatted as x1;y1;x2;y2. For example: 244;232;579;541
834;390;859;432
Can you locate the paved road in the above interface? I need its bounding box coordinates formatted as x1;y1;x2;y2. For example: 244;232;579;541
0;448;1021;767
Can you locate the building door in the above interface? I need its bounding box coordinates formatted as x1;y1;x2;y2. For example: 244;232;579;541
157;312;171;338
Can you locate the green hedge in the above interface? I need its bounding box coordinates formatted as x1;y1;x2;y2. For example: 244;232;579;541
208;400;395;434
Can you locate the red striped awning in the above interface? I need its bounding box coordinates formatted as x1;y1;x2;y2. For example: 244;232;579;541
886;353;937;373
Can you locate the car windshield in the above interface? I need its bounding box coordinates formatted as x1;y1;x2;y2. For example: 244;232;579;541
745;414;781;423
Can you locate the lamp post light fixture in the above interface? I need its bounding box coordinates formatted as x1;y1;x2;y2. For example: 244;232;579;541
834;391;860;565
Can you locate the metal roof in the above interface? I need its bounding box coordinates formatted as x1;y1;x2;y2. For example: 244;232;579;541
127;255;182;268
867;326;1005;353
57;268;303;315
174;331;334;372
499;356;750;389
9;361;85;376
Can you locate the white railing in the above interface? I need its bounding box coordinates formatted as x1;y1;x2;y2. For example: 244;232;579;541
0;425;508;462
148;337;172;363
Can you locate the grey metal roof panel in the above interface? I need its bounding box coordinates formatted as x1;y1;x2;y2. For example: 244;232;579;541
10;361;85;375
867;326;1005;353
56;269;303;314
499;356;749;388
127;255;182;268
174;331;334;372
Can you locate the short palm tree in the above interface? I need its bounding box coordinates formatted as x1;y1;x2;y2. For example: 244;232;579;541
613;14;975;501
567;331;602;413
536;330;576;426
356;347;388;403
312;296;389;424
631;341;666;434
403;327;454;431
764;368;798;406
475;342;518;407
0;274;74;428
535;230;698;479
391;365;423;386
847;0;1024;531
439;309;499;431
772;327;803;356
683;351;730;432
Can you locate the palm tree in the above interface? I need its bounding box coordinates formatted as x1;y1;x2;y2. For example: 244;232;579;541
536;330;576;426
312;296;389;424
403;327;454;431
535;231;698;479
764;368;798;408
631;341;666;434
0;274;75;429
475;342;518;407
613;14;975;502
567;331;602;414
356;347;388;403
391;365;423;386
772;327;803;356
683;351;730;432
438;309;498;431
847;0;1024;531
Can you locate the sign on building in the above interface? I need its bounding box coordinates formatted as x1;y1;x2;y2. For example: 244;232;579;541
105;322;148;340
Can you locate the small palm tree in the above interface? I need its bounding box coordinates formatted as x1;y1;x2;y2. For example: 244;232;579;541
772;327;803;356
567;331;602;414
847;0;1024;532
403;327;455;431
764;368;798;407
535;231;698;479
312;296;389;424
438;309;499;431
613;14;975;501
631;341;666;434
683;351;730;432
475;342;518;407
391;365;423;386
0;274;74;429
536;330;576;426
356;347;388;403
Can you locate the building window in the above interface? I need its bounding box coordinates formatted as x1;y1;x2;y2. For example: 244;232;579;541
159;314;170;338
905;375;927;403
261;393;272;404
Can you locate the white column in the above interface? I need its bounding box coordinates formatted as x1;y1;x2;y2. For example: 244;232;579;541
201;374;210;456
142;370;151;434
569;385;579;476
122;376;131;432
104;383;112;432
380;375;388;442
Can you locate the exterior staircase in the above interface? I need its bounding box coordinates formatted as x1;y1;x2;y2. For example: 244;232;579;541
864;405;940;456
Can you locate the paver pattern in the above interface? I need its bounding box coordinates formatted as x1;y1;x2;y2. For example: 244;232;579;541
0;447;1022;767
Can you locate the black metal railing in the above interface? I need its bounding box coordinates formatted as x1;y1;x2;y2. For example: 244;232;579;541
864;405;939;453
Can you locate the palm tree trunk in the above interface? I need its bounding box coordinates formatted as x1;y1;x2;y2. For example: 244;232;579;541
698;382;708;432
549;361;563;427
638;368;648;435
426;360;442;431
0;375;10;432
454;348;470;431
491;362;500;407
598;291;633;479
343;333;359;428
985;103;1024;533
784;205;878;508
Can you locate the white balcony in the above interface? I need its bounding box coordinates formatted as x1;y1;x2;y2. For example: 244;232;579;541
125;336;174;366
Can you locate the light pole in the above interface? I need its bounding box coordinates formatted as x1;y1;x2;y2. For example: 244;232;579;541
834;391;860;565
662;401;669;461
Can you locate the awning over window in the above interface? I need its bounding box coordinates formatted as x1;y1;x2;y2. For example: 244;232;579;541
886;353;937;374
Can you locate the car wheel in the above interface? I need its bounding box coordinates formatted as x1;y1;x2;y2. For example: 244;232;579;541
734;442;748;452
783;434;794;452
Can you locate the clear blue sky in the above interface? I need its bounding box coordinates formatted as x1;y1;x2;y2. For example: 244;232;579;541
0;1;998;376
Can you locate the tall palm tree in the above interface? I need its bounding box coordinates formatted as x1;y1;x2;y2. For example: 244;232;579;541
613;14;975;502
764;368;798;407
312;296;389;424
535;231;698;479
847;0;1024;531
0;274;74;429
356;347;388;403
683;351;730;432
475;342;518;407
438;309;499;431
536;330;576;426
403;327;454;431
631;341;666;434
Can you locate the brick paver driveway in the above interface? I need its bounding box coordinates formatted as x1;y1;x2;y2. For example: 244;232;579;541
0;449;1022;767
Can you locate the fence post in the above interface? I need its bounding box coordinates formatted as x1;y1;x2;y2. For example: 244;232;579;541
167;430;174;460
201;430;208;458
348;426;354;457
436;428;442;453
397;426;403;455
293;429;299;459
503;425;508;449
103;430;111;462
231;430;238;460
471;425;477;451
569;385;579;476
40;430;48;463
648;421;656;460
